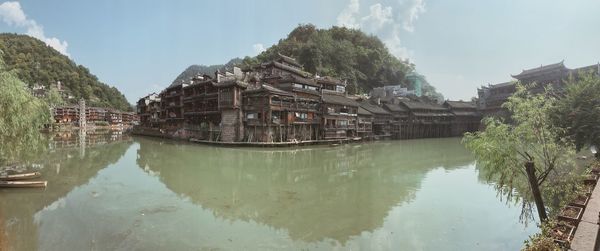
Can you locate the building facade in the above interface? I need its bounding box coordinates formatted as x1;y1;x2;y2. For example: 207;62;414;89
478;61;600;117
136;54;479;143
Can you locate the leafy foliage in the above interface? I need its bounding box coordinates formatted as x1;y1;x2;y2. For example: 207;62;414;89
463;84;582;222
0;51;50;165
44;84;65;108
0;33;131;111
551;71;600;152
522;220;563;251
171;58;243;85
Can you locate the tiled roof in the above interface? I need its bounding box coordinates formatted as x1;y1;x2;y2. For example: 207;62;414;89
244;84;293;96
322;93;359;107
444;101;477;109
383;103;408;113
316;76;345;86
262;61;313;78
358;107;372;116
489;82;515;89
398;100;448;111
277;53;302;68
358;100;390;115
512;61;568;79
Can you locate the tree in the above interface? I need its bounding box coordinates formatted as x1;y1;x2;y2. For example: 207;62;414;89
463;84;581;222
551;71;600;154
0;50;50;165
45;84;65;108
0;33;131;111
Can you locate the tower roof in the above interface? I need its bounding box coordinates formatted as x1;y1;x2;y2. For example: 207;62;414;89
511;60;568;79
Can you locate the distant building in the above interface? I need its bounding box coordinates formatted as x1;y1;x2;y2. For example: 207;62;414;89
405;72;425;97
478;61;600;117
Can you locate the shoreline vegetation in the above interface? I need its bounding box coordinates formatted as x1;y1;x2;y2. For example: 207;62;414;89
464;72;600;250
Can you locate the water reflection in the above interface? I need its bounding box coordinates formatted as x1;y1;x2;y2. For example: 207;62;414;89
0;131;132;251
0;137;537;250
135;138;475;244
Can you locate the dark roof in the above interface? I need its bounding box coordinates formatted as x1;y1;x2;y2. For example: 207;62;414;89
358;107;372;116
398;100;448;111
489;81;515;89
511;61;568;79
244;84;293;96
279;75;319;87
261;61;312;78
444;101;477;109
358;100;390;115
316;76;345;86
322;93;359;107
413;112;453;117
383;103;408;113
277;53;302;68
452;111;480;117
213;79;248;88
571;63;600;75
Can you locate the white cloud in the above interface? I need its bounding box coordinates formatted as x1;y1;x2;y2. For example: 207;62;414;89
336;0;427;60
253;43;266;55
0;1;69;57
336;0;360;29
361;4;393;31
399;0;426;32
383;26;411;60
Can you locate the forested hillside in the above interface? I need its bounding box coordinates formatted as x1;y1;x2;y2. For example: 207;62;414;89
0;33;131;111
172;25;442;98
172;58;243;85
242;24;441;97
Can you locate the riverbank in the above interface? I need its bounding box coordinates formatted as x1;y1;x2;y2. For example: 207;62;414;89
44;124;133;132
571;163;600;250
133;126;439;147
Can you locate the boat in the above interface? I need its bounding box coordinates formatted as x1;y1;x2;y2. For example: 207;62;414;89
0;172;42;181
0;180;47;188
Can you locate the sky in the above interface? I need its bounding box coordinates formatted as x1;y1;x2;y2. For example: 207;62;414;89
0;0;599;103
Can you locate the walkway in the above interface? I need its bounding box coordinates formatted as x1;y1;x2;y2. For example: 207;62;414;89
571;183;600;250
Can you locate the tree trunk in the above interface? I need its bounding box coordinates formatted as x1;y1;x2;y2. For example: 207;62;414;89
525;161;548;222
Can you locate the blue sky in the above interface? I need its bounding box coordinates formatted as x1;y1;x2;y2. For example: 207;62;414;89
1;0;599;103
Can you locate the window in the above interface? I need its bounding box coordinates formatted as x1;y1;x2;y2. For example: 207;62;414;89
295;112;308;119
246;113;257;119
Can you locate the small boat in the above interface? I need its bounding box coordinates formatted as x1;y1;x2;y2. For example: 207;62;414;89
0;180;47;188
0;172;42;181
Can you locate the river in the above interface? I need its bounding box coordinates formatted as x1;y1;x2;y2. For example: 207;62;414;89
0;134;538;250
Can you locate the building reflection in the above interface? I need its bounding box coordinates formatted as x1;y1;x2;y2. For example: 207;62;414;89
0;132;133;251
136;137;475;243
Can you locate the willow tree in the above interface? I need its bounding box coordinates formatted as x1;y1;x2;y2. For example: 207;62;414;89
0;51;50;165
551;71;600;155
463;84;581;222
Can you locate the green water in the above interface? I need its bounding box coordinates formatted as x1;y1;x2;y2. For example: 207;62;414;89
0;136;537;250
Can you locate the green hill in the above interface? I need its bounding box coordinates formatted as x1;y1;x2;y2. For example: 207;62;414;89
242;24;441;98
171;24;442;99
0;33;131;111
172;58;243;85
